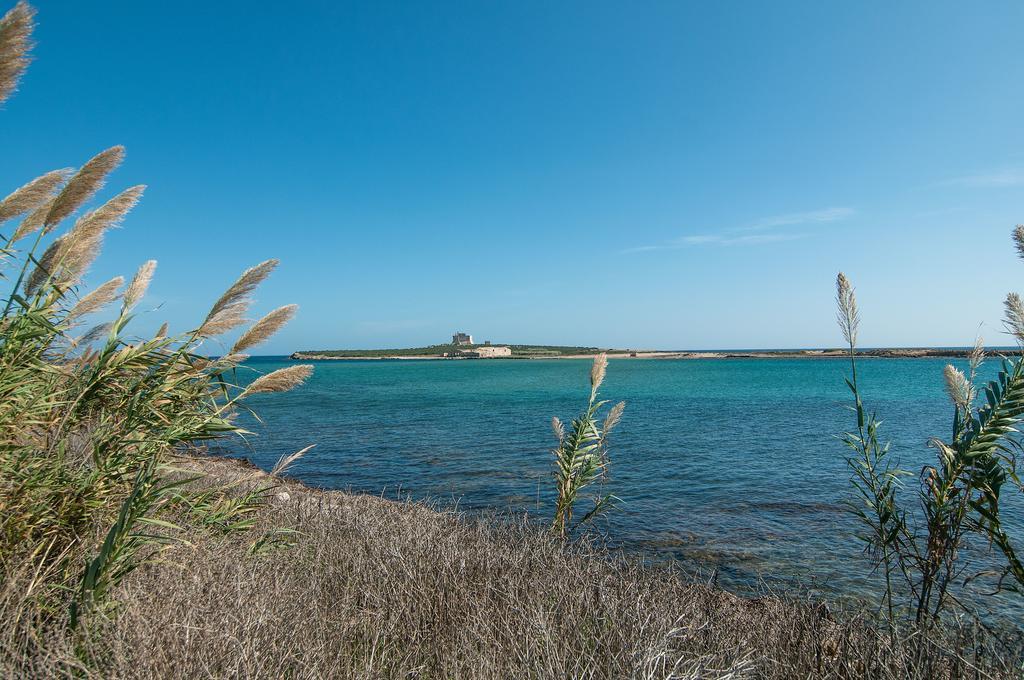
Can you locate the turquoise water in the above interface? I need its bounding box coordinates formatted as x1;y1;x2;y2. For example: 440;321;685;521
226;356;1023;618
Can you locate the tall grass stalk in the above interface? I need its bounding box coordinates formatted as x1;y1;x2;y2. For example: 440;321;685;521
836;273;907;624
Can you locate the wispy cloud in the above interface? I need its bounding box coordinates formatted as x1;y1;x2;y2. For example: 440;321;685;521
943;169;1024;188
674;235;721;245
620;244;665;254
742;206;855;231
725;232;808;245
622;206;852;254
668;233;808;246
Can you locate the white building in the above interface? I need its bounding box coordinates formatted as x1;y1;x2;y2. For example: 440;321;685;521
458;346;512;358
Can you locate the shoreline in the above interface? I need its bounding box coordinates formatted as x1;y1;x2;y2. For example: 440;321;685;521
289;348;1024;361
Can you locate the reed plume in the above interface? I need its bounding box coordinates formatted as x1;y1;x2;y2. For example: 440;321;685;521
20;146;126;235
69;185;145;241
200;259;278;336
155;321;168;338
122;260;156;311
1004;292;1024;342
218;353;249;365
270;444;314;477
59;235;105;286
199;302;247;336
551;416;565;443
25;222;109;294
231;304;297;353
590;352;608;394
603;400;626;435
43;185;146;287
968;335;984;387
242;364;313;397
836;272;859;348
25;234;66;293
67;276;123;321
969;335;984;369
76;321;113;347
1014;224;1024;262
0;169;70;228
0;1;32;105
942;364;972;411
207;259;278;319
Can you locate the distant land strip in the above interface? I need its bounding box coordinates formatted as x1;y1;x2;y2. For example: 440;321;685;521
289;346;1024;361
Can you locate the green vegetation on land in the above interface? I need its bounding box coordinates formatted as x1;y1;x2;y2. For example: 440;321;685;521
293;343;605;358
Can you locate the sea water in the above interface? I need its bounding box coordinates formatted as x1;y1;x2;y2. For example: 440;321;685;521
225;355;1023;621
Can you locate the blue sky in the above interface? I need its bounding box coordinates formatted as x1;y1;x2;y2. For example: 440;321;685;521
3;1;1024;353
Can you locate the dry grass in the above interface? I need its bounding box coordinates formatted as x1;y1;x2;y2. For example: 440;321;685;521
4;455;1018;680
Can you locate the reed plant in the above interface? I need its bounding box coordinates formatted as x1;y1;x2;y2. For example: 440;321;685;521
836;273;909;623
550;353;625;536
837;233;1024;625
0;0;312;647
